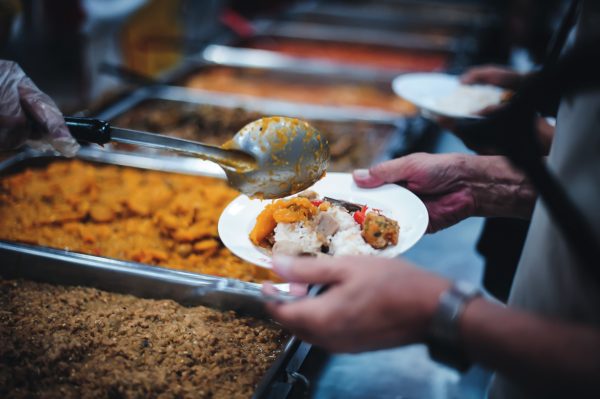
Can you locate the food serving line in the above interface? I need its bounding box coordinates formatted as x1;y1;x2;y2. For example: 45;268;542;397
0;2;494;397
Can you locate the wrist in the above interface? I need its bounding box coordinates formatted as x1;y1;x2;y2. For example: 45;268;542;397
426;280;482;370
464;155;536;219
417;276;452;339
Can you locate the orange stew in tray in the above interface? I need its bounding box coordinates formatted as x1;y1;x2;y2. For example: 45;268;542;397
184;67;417;115
0;160;277;283
248;39;450;71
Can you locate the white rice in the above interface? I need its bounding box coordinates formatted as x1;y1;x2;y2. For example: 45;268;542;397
325;206;356;230
273;205;376;256
428;85;504;116
329;227;376;256
273;222;321;254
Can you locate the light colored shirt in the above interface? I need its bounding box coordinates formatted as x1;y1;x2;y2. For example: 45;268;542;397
490;3;600;396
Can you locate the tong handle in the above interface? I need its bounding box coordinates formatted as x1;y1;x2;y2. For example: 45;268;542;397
65;117;112;145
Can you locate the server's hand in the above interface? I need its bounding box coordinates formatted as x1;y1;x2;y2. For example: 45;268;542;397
265;255;449;353
353;153;537;233
0;60;79;156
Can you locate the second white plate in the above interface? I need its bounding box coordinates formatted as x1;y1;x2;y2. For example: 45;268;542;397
218;173;429;268
392;72;506;120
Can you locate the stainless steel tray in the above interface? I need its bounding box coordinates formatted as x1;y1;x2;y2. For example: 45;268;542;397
0;148;312;398
250;19;462;54
195;44;407;86
285;1;494;31
100;81;401;124
97;85;410;172
0;149;255;311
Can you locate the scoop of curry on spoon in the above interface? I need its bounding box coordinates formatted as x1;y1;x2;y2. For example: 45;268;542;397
65;116;330;199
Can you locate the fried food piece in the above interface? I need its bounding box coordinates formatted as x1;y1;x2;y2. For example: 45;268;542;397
249;197;317;246
361;212;400;249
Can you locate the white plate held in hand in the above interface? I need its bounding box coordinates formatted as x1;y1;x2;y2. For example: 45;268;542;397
392;73;507;120
218;173;429;268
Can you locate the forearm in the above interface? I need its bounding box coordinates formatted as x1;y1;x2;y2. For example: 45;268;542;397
460;154;537;219
460;298;600;395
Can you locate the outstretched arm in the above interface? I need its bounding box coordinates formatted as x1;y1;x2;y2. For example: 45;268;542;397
354;153;537;232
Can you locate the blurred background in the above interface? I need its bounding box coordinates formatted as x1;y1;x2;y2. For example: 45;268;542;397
0;1;567;398
0;0;563;113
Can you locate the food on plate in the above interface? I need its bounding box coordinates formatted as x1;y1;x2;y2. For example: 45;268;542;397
249;191;399;256
426;84;510;116
112;99;397;172
0;278;288;398
0;160;277;282
184;66;417;114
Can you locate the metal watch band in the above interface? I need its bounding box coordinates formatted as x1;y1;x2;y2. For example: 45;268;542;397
426;280;481;371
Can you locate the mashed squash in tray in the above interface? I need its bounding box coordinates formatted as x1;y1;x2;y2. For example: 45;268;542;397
0;160;277;283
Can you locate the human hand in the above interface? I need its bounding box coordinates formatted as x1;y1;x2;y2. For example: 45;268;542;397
354;153;537;232
265;255;449;353
435;65;527;154
0;60;79;156
460;64;525;90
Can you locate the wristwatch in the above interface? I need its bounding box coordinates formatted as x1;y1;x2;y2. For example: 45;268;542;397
426;280;481;371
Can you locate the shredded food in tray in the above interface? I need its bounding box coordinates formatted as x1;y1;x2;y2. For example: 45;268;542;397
0;278;288;398
0;160;278;282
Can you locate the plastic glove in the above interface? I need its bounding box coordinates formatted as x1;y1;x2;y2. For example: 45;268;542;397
0;60;79;156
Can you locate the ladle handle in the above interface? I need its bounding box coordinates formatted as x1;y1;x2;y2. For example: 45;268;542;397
65;117;111;145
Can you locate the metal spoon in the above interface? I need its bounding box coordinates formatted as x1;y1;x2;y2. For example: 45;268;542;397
65;116;329;199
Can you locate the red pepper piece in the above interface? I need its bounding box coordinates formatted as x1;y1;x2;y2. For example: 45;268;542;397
353;205;368;225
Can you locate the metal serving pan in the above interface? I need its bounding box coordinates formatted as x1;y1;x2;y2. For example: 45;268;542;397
100;81;401;124
196;44;405;86
249;19;463;54
96;85;413;172
285;1;494;32
0;148;312;398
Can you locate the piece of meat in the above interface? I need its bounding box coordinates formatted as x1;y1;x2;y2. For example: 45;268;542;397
297;190;319;200
324;197;362;213
272;240;305;256
361;212;399;249
315;212;340;238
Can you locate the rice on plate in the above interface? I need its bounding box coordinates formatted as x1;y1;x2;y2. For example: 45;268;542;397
249;190;400;257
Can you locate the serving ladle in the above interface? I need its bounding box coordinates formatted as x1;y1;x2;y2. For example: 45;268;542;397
65;116;329;199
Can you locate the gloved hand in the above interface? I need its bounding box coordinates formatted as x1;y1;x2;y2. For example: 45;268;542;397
0;60;79;156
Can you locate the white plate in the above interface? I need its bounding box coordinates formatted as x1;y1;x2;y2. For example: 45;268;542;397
392;73;506;120
218;173;429;268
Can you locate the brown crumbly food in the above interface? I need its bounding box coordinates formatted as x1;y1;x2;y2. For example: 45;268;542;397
112;100;395;172
0;278;288;398
361;212;400;249
0;160;278;283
